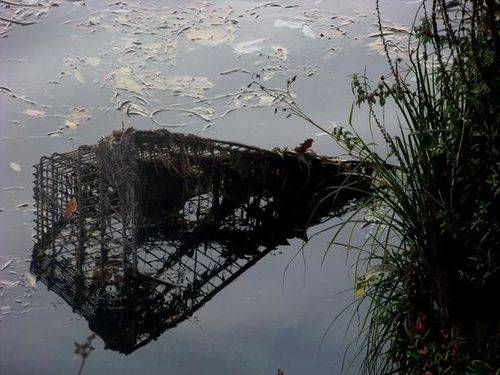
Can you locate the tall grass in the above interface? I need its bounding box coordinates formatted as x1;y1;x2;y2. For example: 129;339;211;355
256;0;500;373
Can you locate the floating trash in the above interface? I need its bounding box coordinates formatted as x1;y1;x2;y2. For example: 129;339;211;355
0;260;13;271
23;109;46;118
31;128;370;353
0;0;57;38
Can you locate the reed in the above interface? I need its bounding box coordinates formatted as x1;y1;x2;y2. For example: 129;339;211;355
257;0;500;373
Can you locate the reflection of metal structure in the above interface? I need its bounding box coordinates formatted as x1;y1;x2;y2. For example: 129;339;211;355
31;128;369;354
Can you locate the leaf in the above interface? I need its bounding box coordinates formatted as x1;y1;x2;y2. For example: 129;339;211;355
74;70;85;83
273;19;302;29
67;108;90;125
186;27;234;46
46;130;63;137
23;109;46;118
355;264;396;297
0;260;13;270
294;139;314;154
64;55;81;68
24;272;36;289
9;162;21;172
64;197;78;218
355;279;367;296
367;38;385;55
64;119;78;129
418;346;429;355
113;68;145;93
233;38;267;54
150;75;213;97
87;56;101;66
0;279;19;287
114;14;135;26
258;95;277;106
260;71;275;81
363;263;396;282
271;46;288;61
301;24;316;39
25;272;37;289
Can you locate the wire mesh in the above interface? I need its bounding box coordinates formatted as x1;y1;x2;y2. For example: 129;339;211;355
31;128;369;353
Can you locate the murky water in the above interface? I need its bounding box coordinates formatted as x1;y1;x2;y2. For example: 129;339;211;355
0;1;417;374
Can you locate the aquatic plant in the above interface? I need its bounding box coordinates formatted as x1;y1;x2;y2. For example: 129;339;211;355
257;0;500;373
74;333;95;375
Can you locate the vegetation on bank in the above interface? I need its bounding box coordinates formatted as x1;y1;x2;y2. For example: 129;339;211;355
259;0;500;373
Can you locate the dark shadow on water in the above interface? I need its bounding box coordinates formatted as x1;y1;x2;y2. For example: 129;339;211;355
30;128;370;354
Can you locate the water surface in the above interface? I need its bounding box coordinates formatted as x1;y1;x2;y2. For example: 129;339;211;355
0;1;417;374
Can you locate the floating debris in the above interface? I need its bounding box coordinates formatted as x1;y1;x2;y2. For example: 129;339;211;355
273;19;303;30
233;38;267;55
46;130;63;137
24;272;37;289
219;67;251;75
61;108;91;129
0;279;19;287
87;56;101;67
301;24;316;39
112;67;145;94
1;0;393;137
0;260;13;271
73;70;85;83
65;119;78;129
23;109;46;118
31;128;371;354
185;26;235;46
272;46;288;61
9;162;21;172
1;186;25;191
366;22;412;56
150;75;214;98
0;0;58;37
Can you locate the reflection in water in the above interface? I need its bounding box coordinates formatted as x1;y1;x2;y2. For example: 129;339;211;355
31;128;369;354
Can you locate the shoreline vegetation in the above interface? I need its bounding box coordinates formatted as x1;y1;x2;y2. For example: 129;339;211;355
259;0;499;373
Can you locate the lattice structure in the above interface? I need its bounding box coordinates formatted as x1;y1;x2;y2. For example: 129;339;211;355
31;128;369;353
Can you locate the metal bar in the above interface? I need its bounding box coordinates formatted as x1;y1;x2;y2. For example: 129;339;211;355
76;150;86;276
130;181;138;273
99;169;107;282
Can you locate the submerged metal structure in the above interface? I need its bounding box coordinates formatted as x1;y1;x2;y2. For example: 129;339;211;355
31;128;369;354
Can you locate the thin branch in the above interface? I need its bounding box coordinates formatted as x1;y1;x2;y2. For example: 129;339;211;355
0;0;39;6
0;15;37;25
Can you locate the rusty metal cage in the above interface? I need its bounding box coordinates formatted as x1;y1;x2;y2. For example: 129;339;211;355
31;128;369;353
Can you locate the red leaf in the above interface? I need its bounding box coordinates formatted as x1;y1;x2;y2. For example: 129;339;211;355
294;138;314;154
64;197;78;218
